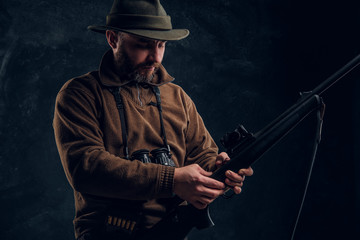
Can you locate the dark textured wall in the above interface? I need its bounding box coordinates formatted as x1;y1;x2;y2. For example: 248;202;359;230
1;0;359;239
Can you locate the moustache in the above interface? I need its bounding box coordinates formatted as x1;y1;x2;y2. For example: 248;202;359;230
136;62;161;70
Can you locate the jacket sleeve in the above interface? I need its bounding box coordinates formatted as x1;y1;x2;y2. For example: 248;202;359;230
183;94;218;171
53;86;174;200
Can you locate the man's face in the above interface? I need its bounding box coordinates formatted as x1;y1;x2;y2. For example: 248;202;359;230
112;32;166;83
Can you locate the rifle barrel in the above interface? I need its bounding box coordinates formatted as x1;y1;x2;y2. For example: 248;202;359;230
313;54;360;96
257;54;360;137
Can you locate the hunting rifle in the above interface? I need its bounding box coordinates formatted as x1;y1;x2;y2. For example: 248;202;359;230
136;54;360;240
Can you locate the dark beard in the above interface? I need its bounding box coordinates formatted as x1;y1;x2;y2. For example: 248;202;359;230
114;46;158;83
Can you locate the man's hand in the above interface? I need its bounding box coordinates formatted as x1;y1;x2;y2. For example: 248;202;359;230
173;164;225;209
215;152;253;194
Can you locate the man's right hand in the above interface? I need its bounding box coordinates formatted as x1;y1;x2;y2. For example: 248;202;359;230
173;164;225;209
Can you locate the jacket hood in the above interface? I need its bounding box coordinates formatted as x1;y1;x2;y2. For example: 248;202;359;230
99;50;175;87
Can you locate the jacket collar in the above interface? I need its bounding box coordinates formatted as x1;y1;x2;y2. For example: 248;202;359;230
99;50;175;87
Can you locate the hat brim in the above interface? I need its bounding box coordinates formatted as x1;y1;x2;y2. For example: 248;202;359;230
88;25;189;41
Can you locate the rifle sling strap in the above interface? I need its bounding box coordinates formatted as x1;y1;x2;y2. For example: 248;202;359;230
291;100;325;240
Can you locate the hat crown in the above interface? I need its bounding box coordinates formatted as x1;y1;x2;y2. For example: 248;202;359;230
88;0;189;41
109;0;167;16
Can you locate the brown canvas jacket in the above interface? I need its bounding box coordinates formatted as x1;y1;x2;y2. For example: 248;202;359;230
53;50;218;238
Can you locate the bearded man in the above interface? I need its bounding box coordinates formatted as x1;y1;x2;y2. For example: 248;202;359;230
53;0;253;239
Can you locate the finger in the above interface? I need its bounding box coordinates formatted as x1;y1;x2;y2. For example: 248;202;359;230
192;201;207;210
226;170;245;182
225;178;244;187
198;187;225;199
216;152;230;161
197;196;214;205
215;159;222;166
202;177;225;189
198;189;225;205
238;166;254;176
215;152;230;165
197;166;213;177
233;186;242;194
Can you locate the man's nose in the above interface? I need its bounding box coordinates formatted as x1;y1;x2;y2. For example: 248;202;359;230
148;46;163;63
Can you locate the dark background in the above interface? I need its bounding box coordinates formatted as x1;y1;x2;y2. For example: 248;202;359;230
1;0;359;239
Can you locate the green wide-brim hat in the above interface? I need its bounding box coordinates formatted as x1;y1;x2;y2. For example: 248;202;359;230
88;0;189;41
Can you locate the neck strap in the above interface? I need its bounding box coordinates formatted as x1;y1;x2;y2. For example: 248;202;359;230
108;87;130;159
151;86;171;153
108;85;170;159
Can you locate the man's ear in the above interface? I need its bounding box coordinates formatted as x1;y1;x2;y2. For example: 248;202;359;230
106;30;118;49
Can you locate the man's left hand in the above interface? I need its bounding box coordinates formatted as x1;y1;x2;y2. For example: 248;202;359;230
215;152;253;194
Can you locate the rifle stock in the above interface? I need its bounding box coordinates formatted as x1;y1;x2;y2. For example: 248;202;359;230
138;54;360;239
